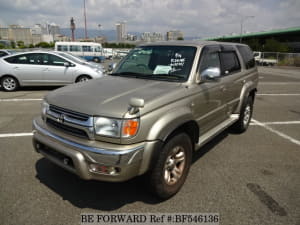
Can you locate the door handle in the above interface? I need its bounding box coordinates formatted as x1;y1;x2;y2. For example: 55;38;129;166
13;67;19;70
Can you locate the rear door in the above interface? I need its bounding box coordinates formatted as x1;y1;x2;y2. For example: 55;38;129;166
4;53;44;85
219;45;244;116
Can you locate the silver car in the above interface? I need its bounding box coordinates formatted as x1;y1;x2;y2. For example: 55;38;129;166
0;51;104;91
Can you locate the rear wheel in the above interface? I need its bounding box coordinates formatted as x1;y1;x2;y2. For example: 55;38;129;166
76;75;91;83
1;76;19;91
147;133;192;199
93;57;100;63
231;96;253;133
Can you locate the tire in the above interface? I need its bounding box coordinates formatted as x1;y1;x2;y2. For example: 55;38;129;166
147;133;192;199
231;96;253;133
76;75;91;83
93;57;100;63
1;76;19;91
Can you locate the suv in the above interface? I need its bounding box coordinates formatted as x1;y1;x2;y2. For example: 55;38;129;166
32;41;258;199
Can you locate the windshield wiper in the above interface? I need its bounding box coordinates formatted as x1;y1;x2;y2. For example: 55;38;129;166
109;72;143;77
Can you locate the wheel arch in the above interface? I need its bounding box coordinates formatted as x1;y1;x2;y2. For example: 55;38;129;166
0;74;21;87
75;74;92;82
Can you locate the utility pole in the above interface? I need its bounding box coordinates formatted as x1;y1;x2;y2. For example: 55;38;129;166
240;16;254;43
83;0;88;39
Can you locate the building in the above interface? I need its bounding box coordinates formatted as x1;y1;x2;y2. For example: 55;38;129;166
166;30;184;41
116;21;126;42
0;25;32;45
141;32;164;42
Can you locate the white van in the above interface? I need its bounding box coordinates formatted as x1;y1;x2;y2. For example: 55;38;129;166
55;42;105;62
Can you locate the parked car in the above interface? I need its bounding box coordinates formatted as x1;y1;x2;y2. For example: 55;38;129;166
0;51;104;91
253;51;278;66
57;51;105;72
0;50;15;57
32;41;258;199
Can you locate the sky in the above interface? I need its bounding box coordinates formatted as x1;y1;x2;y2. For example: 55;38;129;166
0;0;299;38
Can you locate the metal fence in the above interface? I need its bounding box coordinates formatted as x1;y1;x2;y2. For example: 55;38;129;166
258;52;300;67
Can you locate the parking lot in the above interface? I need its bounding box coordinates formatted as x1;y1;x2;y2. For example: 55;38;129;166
0;66;299;225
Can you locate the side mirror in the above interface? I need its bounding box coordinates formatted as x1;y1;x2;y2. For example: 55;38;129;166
64;62;70;67
108;63;117;72
201;67;221;81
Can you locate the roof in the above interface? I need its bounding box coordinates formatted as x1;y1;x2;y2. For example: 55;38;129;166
138;40;247;47
205;27;300;41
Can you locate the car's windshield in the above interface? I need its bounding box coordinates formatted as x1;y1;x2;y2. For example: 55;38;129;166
112;45;197;82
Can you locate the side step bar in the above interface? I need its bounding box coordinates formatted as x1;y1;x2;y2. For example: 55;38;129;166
195;114;239;150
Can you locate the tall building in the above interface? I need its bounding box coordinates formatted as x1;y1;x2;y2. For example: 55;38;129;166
166;30;184;41
0;25;32;45
116;21;126;42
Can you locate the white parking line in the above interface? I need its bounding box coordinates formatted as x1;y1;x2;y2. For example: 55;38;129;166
257;94;300;96
250;121;300;125
0;133;33;138
251;119;300;146
0;98;42;102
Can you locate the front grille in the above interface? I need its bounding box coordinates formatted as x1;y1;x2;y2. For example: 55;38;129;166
47;118;89;139
49;105;89;122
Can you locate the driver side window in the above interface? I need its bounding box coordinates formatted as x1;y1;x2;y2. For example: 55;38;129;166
199;51;220;75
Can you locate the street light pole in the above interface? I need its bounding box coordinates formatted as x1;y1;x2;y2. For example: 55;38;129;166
83;0;88;39
240;16;254;43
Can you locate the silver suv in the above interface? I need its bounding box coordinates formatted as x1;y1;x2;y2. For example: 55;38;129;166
0;51;103;91
32;41;258;199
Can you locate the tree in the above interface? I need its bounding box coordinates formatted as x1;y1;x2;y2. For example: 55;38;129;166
0;43;5;49
10;41;16;48
263;39;289;52
177;37;184;40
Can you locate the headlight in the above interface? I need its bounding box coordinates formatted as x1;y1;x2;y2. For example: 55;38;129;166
94;117;139;138
41;100;49;120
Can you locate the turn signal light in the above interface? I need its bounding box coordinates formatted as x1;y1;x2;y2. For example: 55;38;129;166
122;119;139;137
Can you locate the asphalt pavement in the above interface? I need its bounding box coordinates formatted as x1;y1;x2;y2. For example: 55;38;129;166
0;66;299;225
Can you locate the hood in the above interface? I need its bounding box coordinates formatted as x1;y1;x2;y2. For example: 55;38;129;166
45;76;184;118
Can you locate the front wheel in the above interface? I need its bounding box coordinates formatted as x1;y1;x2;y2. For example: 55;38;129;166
76;75;91;83
1;76;19;91
147;133;192;199
231;96;253;133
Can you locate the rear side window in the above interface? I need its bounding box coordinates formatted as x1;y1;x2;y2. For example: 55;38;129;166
220;52;241;75
237;45;255;69
4;53;41;64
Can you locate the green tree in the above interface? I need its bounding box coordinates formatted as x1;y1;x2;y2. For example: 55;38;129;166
0;43;5;49
10;41;16;48
177;37;184;40
263;39;289;52
35;42;50;48
17;40;25;48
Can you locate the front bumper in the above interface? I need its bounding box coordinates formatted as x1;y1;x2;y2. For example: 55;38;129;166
32;117;146;182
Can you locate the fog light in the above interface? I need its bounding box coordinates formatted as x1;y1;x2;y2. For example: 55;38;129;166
89;164;119;175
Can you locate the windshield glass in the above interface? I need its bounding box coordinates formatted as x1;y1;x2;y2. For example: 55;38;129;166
112;45;197;82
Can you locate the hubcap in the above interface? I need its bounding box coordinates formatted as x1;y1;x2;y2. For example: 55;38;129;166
79;77;89;82
164;146;186;185
3;78;16;91
243;104;251;126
